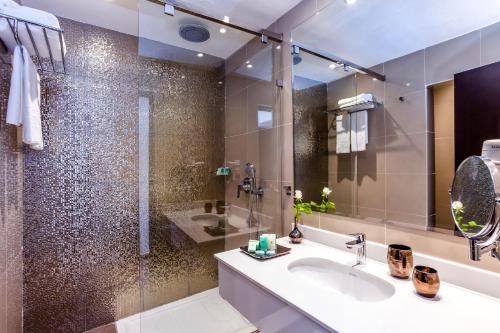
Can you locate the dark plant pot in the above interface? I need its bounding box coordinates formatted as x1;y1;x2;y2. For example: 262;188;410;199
289;221;303;244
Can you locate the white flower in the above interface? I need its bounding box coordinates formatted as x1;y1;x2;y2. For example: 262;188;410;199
322;187;332;196
452;201;463;210
294;190;303;200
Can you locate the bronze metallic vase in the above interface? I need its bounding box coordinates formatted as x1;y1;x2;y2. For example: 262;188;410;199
412;265;440;298
289;219;303;244
387;244;413;279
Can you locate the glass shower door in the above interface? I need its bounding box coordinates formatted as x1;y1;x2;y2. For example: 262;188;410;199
132;1;283;332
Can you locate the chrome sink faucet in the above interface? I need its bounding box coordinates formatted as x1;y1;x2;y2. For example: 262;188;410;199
345;233;366;267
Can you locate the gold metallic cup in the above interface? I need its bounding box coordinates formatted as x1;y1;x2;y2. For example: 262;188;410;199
412;265;440;298
387;244;413;279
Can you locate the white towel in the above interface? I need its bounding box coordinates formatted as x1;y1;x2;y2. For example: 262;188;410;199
0;4;66;61
6;44;22;125
338;93;375;107
336;113;350;154
350;111;368;152
6;45;43;150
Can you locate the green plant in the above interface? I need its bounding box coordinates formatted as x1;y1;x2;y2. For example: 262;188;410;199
452;201;484;233
293;190;312;221
311;187;336;213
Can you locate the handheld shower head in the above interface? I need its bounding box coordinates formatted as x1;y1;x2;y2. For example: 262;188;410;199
244;163;256;178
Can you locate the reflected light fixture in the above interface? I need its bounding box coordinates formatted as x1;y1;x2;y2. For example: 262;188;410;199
219;27;227;34
247;63;253;69
223;16;230;23
329;63;337;70
345;0;357;4
197;53;204;57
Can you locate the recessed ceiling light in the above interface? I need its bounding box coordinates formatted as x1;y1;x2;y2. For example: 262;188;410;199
219;27;227;34
218;81;223;85
276;45;281;50
345;0;357;4
329;63;337;70
372;78;378;81
223;16;230;23
246;60;250;64
405;82;411;87
247;64;253;69
197;53;204;57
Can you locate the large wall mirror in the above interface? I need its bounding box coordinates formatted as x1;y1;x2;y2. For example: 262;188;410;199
291;0;500;238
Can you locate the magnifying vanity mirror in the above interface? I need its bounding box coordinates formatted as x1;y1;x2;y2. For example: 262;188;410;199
450;142;500;261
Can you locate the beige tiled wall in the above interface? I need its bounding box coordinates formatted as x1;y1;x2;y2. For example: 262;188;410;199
268;0;500;273
224;39;283;235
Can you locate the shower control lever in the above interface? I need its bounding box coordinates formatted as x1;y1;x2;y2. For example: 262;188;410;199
237;178;252;198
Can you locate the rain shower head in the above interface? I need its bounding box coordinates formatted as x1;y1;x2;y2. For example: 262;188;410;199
179;24;210;43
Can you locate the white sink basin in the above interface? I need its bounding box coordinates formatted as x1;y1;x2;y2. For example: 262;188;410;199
191;214;220;226
288;257;395;302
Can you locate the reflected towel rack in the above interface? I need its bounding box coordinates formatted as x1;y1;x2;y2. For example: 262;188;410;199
0;12;66;74
327;101;383;115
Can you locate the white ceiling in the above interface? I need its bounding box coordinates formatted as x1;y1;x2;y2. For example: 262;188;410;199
293;0;500;70
21;0;302;59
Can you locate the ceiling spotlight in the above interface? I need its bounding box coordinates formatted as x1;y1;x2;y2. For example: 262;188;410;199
219;27;227;34
372;78;378;81
197;53;204;57
218;81;223;85
405;82;411;87
246;60;250;64
329;63;337;70
247;64;253;69
276;45;281;50
345;0;357;4
223;16;230;23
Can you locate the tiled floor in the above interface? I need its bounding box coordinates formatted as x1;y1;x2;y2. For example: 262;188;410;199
116;288;258;333
85;323;118;333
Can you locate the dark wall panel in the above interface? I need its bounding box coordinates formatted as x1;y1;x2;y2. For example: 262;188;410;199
455;61;500;167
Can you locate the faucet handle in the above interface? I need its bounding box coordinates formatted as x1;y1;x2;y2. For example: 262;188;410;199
348;233;366;242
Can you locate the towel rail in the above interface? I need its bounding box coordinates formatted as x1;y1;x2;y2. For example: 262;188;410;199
0;12;66;74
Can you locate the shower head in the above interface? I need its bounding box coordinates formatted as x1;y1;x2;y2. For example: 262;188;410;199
293;54;302;65
245;163;256;178
179;24;210;43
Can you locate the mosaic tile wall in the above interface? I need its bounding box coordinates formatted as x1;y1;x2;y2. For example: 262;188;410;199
0;64;24;333
22;18;141;333
18;16;228;333
292;77;328;204
138;55;225;310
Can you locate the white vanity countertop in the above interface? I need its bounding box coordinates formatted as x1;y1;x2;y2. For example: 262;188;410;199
215;238;500;333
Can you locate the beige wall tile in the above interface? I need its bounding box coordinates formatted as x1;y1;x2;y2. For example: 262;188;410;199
480;21;500;66
357;173;385;210
386;173;428;216
384;50;425;94
425;30;480;85
356;136;385;175
328;173;354;206
385;133;427;174
320;214;386;244
225;90;247;137
385;89;426;136
433;81;454;139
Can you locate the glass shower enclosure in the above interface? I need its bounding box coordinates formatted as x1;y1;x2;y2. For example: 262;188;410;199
131;1;284;331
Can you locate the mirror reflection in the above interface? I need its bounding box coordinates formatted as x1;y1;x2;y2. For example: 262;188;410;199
292;0;500;234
